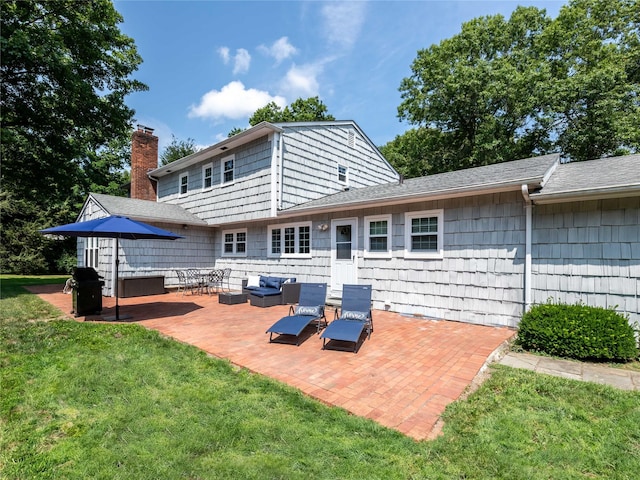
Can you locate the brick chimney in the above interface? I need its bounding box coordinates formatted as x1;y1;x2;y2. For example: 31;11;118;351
130;125;158;201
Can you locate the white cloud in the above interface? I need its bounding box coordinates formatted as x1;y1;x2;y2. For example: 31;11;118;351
321;2;366;50
217;46;230;64
232;48;251;75
258;37;298;64
279;63;323;99
188;81;287;121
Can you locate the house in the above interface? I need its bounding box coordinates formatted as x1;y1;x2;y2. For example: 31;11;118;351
77;122;640;328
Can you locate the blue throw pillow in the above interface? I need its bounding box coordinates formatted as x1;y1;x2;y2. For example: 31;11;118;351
264;277;282;289
295;305;321;317
259;276;267;287
341;310;368;321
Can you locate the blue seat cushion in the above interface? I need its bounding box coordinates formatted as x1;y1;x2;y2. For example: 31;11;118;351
249;287;281;298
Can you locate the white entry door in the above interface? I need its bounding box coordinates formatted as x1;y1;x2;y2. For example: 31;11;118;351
330;218;358;296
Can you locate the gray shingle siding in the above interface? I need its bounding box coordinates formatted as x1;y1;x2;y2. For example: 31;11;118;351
280;124;398;209
157;136;274;224
532;197;639;324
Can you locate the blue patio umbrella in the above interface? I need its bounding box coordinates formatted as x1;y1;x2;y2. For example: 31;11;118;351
41;215;184;320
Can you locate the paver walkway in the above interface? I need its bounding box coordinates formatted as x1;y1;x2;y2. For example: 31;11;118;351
500;351;640;391
29;284;516;440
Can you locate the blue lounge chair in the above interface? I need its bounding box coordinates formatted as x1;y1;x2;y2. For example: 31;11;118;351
320;284;373;352
266;283;327;345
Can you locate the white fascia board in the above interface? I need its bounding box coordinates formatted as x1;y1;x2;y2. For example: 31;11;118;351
530;185;640;204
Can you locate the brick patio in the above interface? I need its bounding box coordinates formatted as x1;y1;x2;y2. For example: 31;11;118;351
29;285;515;441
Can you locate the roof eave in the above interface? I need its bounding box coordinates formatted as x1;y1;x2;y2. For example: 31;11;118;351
149;122;283;178
530;185;640;204
277;179;543;218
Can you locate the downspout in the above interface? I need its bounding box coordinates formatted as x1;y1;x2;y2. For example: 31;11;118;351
521;184;532;312
278;132;284;211
270;133;280;216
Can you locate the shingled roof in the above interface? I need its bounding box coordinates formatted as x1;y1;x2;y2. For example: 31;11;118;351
279;153;560;216
529;154;640;203
86;193;207;226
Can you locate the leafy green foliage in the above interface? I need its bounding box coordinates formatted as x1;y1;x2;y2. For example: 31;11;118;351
1;0;146;273
160;135;200;165
517;301;639;361
250;96;335;125
393;0;639;177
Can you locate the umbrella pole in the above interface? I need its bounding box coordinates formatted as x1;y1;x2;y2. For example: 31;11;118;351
115;238;120;320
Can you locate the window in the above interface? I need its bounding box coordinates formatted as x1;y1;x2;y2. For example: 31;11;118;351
202;163;213;189
84;237;99;268
222;229;247;256
221;154;234;184
404;210;444;258
338;164;348;183
179;174;188;196
364;214;392;258
268;222;311;258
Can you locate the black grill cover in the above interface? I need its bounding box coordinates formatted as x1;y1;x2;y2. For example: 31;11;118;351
72;267;103;284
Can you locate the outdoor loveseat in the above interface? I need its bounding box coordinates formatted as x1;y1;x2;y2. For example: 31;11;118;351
242;275;300;307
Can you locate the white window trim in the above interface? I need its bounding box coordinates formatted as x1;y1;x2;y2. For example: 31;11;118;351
202;162;213;190
221;228;247;257
84;237;99;268
364;214;392;259
179;173;189;197
337;164;348;185
221;154;235;185
404;209;444;259
267;221;312;259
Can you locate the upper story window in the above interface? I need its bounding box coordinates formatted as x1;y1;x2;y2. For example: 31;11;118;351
222;229;247;257
338;164;348;184
222;154;235;184
364;214;392;258
404;209;444;259
268;222;311;258
202;163;213;189
179;173;188;196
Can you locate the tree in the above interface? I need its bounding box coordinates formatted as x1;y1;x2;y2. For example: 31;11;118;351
397;6;553;173
541;0;640;160
228;97;335;136
394;0;639;176
248;97;335;126
0;0;147;273
160;135;200;165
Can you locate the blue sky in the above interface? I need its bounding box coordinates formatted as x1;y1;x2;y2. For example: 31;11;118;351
114;0;565;152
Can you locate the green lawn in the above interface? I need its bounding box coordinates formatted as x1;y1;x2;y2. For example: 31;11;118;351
1;276;639;479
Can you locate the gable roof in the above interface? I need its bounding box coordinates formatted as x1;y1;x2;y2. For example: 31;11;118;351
82;193;207;226
280;153;560;216
148;120;395;180
529;154;640;204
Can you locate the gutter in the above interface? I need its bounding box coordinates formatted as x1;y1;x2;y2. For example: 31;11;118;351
277;180;542;218
530;185;640;204
521;184;532;312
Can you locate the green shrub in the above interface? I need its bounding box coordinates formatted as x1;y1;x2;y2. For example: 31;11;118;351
517;300;639;362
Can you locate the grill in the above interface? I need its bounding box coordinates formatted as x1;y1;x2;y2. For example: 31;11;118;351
71;267;105;317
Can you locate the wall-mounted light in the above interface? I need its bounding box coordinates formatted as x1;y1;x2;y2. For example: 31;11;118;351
182;224;188;230
317;223;329;231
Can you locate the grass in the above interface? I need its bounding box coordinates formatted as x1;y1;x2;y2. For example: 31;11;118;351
1;275;639;479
